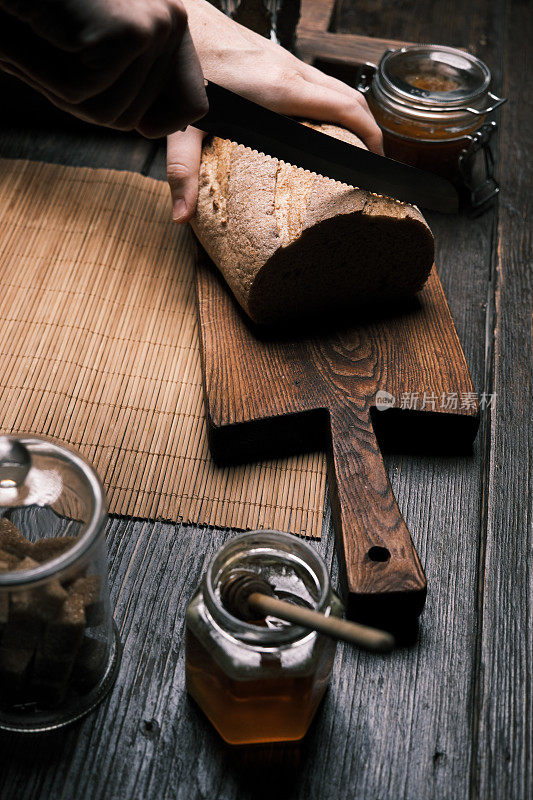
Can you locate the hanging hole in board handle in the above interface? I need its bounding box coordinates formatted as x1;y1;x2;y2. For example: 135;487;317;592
367;546;391;563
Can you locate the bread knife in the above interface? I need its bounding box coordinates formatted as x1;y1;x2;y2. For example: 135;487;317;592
196;81;458;213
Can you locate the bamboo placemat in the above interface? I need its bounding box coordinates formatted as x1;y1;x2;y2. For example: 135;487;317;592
0;158;326;536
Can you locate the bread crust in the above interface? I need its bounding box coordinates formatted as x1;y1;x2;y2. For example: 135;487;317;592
191;123;434;325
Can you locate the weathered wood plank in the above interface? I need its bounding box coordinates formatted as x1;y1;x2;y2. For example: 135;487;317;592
0;124;154;173
471;0;532;796
296;28;414;66
297;0;336;32
335;0;492;53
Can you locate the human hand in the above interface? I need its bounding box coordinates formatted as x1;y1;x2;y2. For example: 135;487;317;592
167;0;383;222
0;0;207;137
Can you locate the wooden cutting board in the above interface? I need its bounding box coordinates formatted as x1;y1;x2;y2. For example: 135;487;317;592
196;257;479;626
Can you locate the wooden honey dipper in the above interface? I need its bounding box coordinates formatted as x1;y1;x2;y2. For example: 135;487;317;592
221;570;395;652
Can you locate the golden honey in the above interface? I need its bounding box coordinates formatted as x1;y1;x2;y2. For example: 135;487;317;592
186;629;332;744
185;531;342;745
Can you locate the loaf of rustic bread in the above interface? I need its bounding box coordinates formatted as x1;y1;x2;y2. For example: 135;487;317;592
191;123;434;325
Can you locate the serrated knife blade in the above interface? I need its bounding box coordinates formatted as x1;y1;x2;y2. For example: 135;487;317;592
196;81;458;213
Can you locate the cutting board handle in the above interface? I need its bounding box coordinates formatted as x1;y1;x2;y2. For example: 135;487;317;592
327;407;427;625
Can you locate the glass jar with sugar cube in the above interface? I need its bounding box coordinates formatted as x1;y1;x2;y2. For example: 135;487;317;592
0;435;121;732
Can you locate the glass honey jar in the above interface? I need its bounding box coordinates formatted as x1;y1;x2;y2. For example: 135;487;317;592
357;45;506;208
0;435;121;732
185;530;343;745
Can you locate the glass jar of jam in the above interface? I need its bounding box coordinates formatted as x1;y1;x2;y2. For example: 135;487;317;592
0;435;121;732
357;45;506;207
185;530;343;745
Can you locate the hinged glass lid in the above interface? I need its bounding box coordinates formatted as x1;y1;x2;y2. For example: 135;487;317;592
379;45;503;114
0;435;105;587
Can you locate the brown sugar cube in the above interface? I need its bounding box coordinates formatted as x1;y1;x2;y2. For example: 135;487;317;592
32;536;79;564
3;603;43;650
71;636;108;693
0;642;34;700
10;557;69;624
7;557;44;646
41;591;86;659
30;646;77;707
30;679;69;707
13;555;39;574
0;623;36;701
0;549;20;570
37;580;69;621
0;552;18;626
10;580;68;623
30;632;81;706
0;623;39;655
25;579;69;623
30;679;68;708
0;591;8;627
0;519;32;559
69;576;103;627
33;647;76;685
1;557;43;641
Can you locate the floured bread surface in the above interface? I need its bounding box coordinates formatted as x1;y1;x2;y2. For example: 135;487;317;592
191;122;434;325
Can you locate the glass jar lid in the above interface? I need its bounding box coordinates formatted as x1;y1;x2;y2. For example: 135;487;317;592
375;45;504;116
0;435;106;588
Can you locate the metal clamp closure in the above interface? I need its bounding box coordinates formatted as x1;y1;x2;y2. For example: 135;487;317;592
355;62;377;94
465;91;507;115
458;121;499;208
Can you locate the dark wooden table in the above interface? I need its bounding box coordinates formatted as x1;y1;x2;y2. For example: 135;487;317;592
0;1;531;798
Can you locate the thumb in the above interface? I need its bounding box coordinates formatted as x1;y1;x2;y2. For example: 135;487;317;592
167;126;206;224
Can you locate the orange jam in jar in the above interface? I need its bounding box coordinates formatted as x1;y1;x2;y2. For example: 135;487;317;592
357;45;505;200
185;531;342;745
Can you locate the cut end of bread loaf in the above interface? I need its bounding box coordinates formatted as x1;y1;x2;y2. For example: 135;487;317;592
191;125;435;326
248;207;434;325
